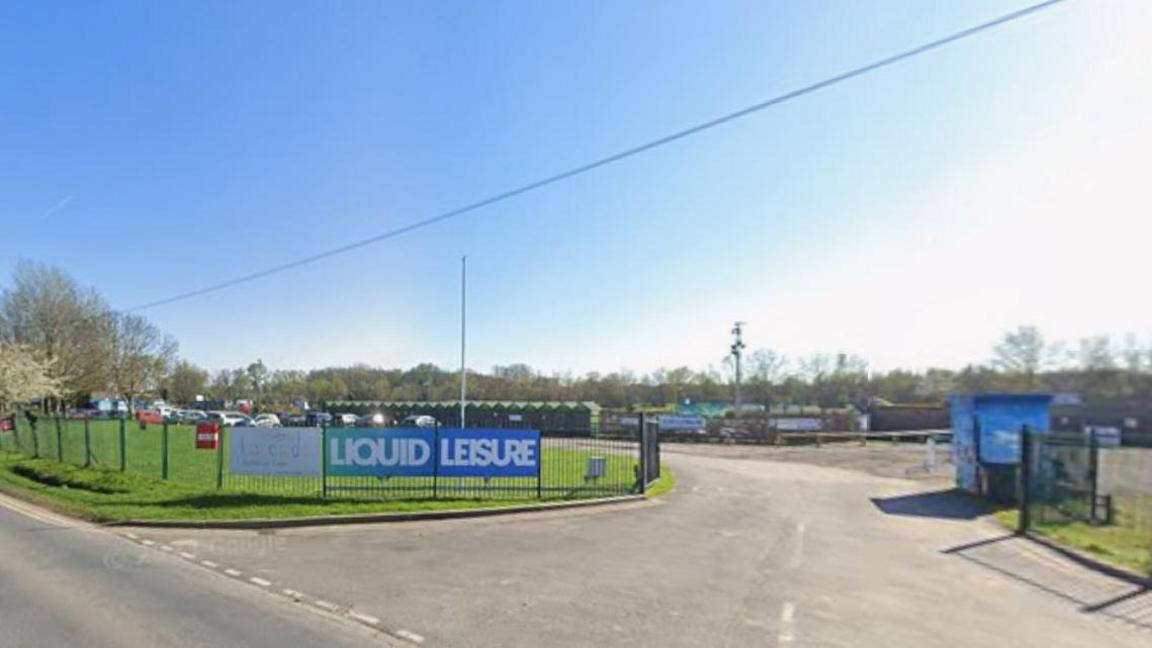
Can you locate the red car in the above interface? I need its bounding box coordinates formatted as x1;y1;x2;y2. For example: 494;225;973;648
136;410;164;425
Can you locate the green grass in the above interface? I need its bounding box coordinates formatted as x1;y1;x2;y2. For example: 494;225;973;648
646;464;676;498
0;419;675;521
995;509;1152;575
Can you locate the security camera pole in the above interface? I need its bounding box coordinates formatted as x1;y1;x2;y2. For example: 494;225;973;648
731;321;745;414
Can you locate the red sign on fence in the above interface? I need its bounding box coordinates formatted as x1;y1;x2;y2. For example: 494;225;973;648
196;422;220;450
0;416;14;432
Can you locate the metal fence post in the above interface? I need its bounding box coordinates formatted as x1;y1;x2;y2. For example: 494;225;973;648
84;418;92;467
215;426;226;490
31;418;40;458
638;413;647;495
55;416;63;463
119;417;127;472
536;432;543;499
161;421;169;480
1088;427;1099;524
1018;424;1032;534
432;424;439;499
321;425;328;498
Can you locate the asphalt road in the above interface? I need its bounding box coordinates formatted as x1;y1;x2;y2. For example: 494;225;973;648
0;493;404;647
130;447;1151;647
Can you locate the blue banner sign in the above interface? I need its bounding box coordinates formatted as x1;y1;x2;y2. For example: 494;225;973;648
326;428;541;478
438;429;540;477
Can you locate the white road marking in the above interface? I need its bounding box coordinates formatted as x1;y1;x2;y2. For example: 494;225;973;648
282;588;303;599
124;532;139;540
790;522;807;569
201;560;218;568
778;601;796;645
224;568;243;577
179;552;196;560
348;611;380;626
160;545;173;552
313;600;339;612
396;629;425;644
141;539;155;546
249;577;272;587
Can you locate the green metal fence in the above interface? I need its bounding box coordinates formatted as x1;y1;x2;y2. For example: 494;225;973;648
1020;429;1152;575
0;416;647;501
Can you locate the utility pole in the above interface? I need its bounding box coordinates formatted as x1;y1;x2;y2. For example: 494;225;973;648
459;255;467;428
730;321;745;414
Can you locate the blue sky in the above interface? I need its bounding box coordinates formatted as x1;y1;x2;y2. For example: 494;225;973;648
3;1;1150;375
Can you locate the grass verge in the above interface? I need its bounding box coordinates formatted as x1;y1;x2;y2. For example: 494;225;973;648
646;464;676;498
994;509;1151;575
0;451;673;522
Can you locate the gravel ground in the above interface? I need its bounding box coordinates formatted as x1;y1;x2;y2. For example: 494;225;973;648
662;438;955;481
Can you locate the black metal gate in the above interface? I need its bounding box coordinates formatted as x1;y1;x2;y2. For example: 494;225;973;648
640;414;661;489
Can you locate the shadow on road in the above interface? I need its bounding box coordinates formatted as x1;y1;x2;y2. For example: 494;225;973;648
870;489;989;520
943;534;1152;631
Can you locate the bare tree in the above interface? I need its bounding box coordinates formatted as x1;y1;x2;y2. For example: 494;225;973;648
1077;335;1116;370
992;325;1045;385
109;313;177;411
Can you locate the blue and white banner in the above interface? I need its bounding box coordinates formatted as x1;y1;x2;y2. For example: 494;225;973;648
326;428;541;478
658;415;706;431
438;429;540;478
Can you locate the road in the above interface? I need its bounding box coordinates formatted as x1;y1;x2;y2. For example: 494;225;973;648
125;445;1150;647
0;493;405;647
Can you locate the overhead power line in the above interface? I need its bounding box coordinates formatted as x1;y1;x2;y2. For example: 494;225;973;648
125;0;1068;313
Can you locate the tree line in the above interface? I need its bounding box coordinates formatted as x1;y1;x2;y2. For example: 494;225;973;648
2;262;1151;412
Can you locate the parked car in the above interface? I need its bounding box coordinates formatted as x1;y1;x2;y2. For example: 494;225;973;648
136;410;164;425
252;413;281;428
304;411;333;427
401;414;438;429
284;414;307;426
207;411;250;426
335;413;358;426
180;409;208;424
357;413;387;427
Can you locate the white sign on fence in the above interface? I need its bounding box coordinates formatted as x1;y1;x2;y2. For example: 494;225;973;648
658;415;706;431
229;427;322;476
